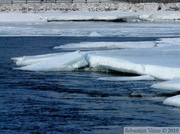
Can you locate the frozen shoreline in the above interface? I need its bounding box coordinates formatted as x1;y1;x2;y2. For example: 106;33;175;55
0;2;180;13
0;10;180;22
0;3;180;22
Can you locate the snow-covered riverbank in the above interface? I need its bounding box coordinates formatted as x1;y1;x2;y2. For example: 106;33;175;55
0;2;180;12
0;10;180;22
0;2;180;22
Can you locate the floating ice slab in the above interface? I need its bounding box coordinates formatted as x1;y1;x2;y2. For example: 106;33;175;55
12;53;64;66
163;95;180;107
152;79;180;91
15;51;88;71
13;45;180;79
86;45;180;80
98;75;155;81
54;41;155;50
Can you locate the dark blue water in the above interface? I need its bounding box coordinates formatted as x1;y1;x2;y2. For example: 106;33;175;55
1;36;180;134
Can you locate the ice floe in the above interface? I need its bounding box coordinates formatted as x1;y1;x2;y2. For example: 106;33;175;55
163;95;180;107
98;75;155;81
12;53;65;66
54;41;155;50
86;47;180;80
152;79;180;91
14;51;88;71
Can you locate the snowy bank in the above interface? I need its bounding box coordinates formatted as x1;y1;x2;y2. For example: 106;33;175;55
0;3;180;12
0;3;180;22
0;10;180;23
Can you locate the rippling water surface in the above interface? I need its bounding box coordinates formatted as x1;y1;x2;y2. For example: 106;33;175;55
1;36;180;134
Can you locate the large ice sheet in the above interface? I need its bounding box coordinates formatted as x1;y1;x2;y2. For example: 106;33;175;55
163;95;180;107
14;51;88;71
0;21;179;37
54;41;155;50
13;43;180;79
86;45;180;80
152;79;180;91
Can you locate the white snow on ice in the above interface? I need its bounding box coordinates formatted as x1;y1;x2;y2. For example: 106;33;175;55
14;51;88;71
152;79;180;91
163;95;180;108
